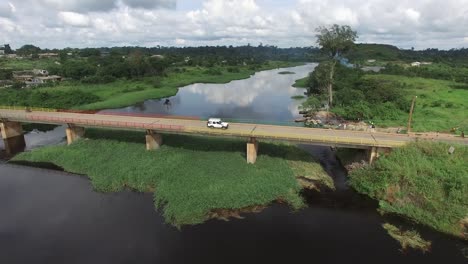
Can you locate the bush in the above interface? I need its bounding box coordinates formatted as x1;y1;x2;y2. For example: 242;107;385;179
203;68;223;75
430;100;444;107
0;88;100;109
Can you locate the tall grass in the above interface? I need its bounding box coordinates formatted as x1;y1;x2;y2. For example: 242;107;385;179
350;142;468;238
365;74;468;132
13;129;329;226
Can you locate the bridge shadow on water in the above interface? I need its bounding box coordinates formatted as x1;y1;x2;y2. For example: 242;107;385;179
84;128;313;162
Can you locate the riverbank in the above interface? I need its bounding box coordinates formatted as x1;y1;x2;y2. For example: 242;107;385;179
11;128;332;226
0;61;304;111
346;142;468;239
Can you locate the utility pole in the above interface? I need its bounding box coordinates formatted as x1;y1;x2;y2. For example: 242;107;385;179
407;96;417;133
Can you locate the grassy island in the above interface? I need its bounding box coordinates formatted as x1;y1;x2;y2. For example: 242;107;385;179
12;129;332;226
349;142;468;239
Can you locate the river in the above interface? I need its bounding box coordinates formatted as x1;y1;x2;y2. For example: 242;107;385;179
1;64;467;263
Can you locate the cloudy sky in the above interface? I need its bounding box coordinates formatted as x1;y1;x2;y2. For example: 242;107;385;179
1;0;467;50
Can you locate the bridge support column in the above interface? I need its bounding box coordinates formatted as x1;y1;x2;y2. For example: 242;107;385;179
367;147;378;164
146;130;162;150
0;121;26;155
66;125;85;145
247;137;258;164
367;147;391;164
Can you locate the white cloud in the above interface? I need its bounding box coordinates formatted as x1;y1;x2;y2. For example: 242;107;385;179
175;38;187;45
405;8;420;22
1;0;468;49
58;12;90;27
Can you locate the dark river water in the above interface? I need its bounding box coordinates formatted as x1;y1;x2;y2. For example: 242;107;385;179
1;65;467;263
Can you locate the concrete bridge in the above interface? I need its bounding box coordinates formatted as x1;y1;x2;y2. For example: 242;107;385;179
1;108;466;164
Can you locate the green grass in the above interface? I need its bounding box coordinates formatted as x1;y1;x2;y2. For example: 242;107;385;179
365;74;468;132
13;129;330;226
0;57;59;70
292;77;308;88
350;142;468;238
291;95;305;100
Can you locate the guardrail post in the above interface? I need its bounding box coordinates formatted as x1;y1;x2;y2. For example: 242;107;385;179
146;130;163;150
247;137;258;164
66;124;85;145
0;121;26;155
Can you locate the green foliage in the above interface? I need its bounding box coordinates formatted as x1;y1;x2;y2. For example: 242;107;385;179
306;61;334;95
382;63;468;84
350;142;468;238
347;44;402;62
300;96;322;112
316;24;358;57
0;68;13;80
16;44;41;56
0;88;99;108
364;74;468;132
292;77;308;88
203;68;223;75
13;129;331;226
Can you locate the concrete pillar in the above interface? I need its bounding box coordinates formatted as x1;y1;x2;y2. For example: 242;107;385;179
367;147;392;164
146;130;163;150
247;137;258;164
368;147;378;164
66;125;85;145
0;121;26;155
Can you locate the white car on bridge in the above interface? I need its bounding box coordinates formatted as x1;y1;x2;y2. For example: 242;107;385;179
207;118;229;129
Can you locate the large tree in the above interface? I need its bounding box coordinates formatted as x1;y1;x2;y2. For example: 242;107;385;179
316;24;357;107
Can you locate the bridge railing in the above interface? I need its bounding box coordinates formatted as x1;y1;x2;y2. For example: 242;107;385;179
0;112;185;132
0;105;57;112
0;110;406;148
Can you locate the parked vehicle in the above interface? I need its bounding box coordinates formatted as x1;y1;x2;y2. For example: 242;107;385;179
207;118;229;129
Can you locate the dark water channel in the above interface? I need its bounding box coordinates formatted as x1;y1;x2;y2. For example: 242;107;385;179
0;65;467;263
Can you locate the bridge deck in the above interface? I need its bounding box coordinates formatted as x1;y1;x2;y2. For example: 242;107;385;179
1;109;466;148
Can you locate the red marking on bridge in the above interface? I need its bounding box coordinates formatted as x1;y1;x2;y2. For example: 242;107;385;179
97;111;201;121
26;114;185;131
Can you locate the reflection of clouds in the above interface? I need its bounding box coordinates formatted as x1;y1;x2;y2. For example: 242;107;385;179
184;63;316;107
185;78;266;107
288;98;305;118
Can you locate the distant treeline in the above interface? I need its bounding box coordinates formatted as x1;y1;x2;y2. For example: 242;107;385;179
346;44;468;66
15;44;320;65
10;44;321;83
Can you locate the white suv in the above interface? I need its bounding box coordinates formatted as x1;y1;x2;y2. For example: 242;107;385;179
207;118;229;129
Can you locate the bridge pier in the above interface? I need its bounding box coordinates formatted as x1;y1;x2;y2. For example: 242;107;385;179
66;125;85;145
247;137;258;164
367;147;391;164
0;121;26;155
146;130;163;150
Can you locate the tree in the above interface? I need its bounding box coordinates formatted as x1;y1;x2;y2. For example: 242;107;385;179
4;44;12;54
16;44;41;56
316;24;357;107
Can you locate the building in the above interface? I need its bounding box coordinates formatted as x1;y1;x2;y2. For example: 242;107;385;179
38;53;59;58
411;62;421;67
13;69;61;86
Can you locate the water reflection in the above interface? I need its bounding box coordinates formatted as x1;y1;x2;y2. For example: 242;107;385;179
0;125;66;153
108;64;316;123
